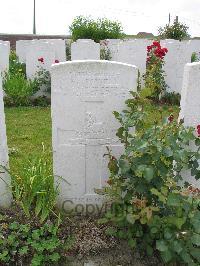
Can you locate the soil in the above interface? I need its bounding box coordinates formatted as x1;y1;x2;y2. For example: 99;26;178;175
0;204;163;266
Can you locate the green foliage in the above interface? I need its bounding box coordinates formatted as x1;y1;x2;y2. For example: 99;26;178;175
8;50;26;77
191;52;199;63
0;219;73;265
69;16;124;42
34;66;51;93
158;19;190;40
11;147;58;223
103;92;200;265
66;41;72;61
3;51;40;106
3;72;39;106
161;92;181;106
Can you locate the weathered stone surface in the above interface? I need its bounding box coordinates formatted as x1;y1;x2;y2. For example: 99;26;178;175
16;40;33;63
0;76;12;208
71;40;100;60
161;40;191;94
179;62;200;187
51;60;138;209
116;39;151;76
0;42;9;74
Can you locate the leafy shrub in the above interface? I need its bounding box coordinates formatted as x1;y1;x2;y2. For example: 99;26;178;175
102;93;200;265
11;148;58;223
69;16;124;43
8;50;26;77
31;96;51;107
34;66;51;93
158;19;190;40
0;219;72;265
161;91;181;106
3;72;39;106
2;51;40;106
143;41;168;101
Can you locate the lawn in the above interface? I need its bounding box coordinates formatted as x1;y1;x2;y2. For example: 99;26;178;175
5;107;52;175
5;104;180;176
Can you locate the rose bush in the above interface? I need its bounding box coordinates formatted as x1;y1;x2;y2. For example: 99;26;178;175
143;41;168;102
101;92;200;265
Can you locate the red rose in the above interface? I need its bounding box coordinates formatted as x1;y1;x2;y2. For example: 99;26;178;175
38;57;44;63
197;125;200;136
168;114;174;123
54;59;59;63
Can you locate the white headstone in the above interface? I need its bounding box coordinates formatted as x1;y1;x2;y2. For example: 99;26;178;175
51;60;138;209
38;39;66;62
71;39;100;60
26;42;55;79
161;40;191;93
16;40;34;63
0;76;12;207
179;62;200;187
0;42;9;74
103;39;122;61
116;39;151;76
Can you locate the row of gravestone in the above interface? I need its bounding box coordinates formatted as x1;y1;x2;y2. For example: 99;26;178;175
0;60;200;209
1;38;200;94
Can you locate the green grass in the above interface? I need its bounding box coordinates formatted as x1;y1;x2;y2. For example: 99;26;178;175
5;104;180;175
5;107;52;175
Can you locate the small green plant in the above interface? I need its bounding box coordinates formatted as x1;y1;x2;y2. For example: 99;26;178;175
158;19;190;40
11;147;58;223
66;41;72;61
100;40;112;60
69;16;124;43
191;52;199;63
8;50;26;77
35;66;51;93
102;92;200;265
3;72;39;106
0;219;73;265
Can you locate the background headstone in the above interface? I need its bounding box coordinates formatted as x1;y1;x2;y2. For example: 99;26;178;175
71;39;100;60
161;40;191;93
51;60;138;209
38;39;66;62
0;76;12;207
26;42;55;79
116;39;151;76
0;42;10;74
179;62;200;187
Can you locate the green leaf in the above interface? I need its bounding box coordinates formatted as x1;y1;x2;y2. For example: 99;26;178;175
163;147;173;157
160;250;173;263
126;214;136;224
49;252;60;262
144;167;154;182
146;245;153;256
172;240;183;254
128;238;136;248
105;227;117;236
167;216;186;229
167;193;181;207
191;234;200;246
156;240;168;252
